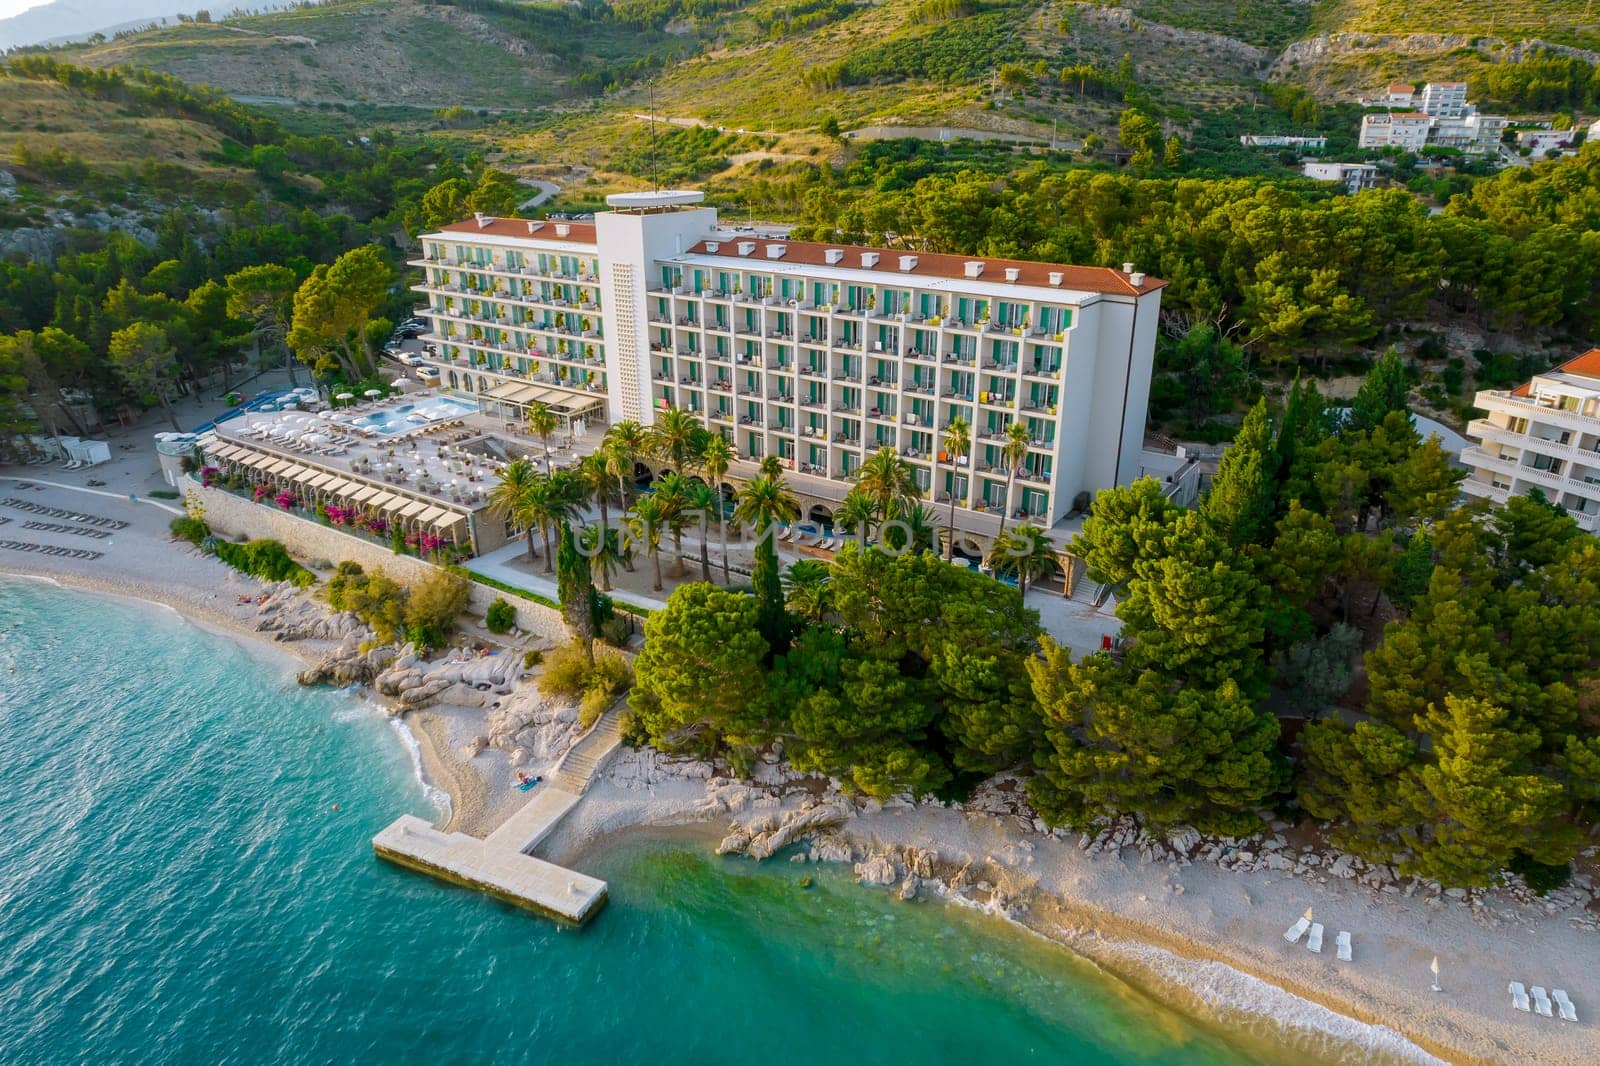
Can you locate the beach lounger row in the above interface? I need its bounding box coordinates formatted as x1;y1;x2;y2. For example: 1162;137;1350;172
1;498;128;529
1284;916;1353;961
21;520;112;539
1509;982;1577;1021
0;539;104;560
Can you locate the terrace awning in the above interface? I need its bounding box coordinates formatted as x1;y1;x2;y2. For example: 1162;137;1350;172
396;499;430;519
324;478;360;496
304;472;335;490
416;506;450;526
366;491;399;509
279;464;310;480
485;382;538;402
347;485;380;503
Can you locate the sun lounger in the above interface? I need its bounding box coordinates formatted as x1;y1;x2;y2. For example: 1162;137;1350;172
1531;986;1553;1017
1335;931;1351;962
1552;989;1576;1022
1283;916;1310;944
1509;982;1531;1012
1306;923;1324;953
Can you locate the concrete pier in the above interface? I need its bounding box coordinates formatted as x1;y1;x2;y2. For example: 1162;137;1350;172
373;787;606;924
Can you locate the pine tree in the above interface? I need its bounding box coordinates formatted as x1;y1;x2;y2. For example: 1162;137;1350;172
1201;398;1275;549
1346;346;1411;433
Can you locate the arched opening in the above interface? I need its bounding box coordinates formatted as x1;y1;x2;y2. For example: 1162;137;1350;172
634;461;655;490
807;504;834;531
447;371;458;390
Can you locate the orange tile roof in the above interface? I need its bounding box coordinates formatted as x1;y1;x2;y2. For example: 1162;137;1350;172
437;218;598;244
1387;83;1414;93
1552;348;1600;379
680;238;1164;297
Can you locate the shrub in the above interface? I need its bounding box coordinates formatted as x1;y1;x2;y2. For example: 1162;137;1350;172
1509;853;1572;896
404;568;470;652
169;516;209;545
213;538;314;587
538;640;633;720
522;647;544;670
325;562;407;643
600;615;631;647
485;597;516;634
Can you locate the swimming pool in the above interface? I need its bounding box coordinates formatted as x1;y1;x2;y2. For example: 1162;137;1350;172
352;397;476;435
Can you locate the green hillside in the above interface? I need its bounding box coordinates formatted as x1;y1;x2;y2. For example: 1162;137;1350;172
1313;0;1600;50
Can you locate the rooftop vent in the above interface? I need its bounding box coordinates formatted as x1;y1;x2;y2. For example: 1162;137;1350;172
705;241;721;253
473;212;490;229
1003;267;1020;283
737;241;756;257
555;223;572;237
1122;262;1135;275
898;255;919;272
860;252;880;268
963;261;984;279
824;248;845;265
525;220;544;235
1047;271;1063;287
1130;272;1146;287
766;244;787;260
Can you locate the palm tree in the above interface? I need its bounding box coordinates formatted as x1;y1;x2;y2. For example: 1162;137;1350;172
855;446;919;536
579;523;626;593
524;469;583;575
734;472;801;649
940;415;971;561
684;481;720;582
626;493;670;592
486;458;542;565
998;419;1031;535
782;560;832;623
758;454;783;479
604;420;647;506
575;451;613;533
885;499;938;554
653;472;693;575
650;406;706;474
835;488;874;551
988;523;1056;599
701;433;734;582
526;401;559;471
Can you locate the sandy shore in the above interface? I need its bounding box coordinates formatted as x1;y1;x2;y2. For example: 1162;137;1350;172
5;471;1596;1066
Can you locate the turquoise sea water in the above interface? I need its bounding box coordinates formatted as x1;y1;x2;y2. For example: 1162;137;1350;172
0;578;1277;1066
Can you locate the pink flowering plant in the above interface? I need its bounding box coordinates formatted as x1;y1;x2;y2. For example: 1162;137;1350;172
252;484;269;502
274;490;297;510
200;465;220;487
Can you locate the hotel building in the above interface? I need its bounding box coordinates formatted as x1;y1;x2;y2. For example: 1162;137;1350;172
408;192;1164;542
1462;349;1600;532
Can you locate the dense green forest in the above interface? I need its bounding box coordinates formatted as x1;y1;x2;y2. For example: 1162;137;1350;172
628;356;1600;890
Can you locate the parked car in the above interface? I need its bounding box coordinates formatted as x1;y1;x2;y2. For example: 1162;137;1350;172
397;353;422;367
416;367;440;385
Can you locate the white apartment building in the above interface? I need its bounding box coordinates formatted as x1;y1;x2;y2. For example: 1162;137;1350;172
409;192;1164;536
1463;350;1600;532
1419;81;1469;119
1302;161;1379;194
1358;112;1433;152
1384;83;1416;107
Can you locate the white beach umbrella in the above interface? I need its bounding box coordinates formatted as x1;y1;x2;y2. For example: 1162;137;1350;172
365;389;383;398
336;392;355;401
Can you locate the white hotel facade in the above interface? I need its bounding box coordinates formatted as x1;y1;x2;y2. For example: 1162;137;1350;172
409;192;1164;541
1462;349;1600;532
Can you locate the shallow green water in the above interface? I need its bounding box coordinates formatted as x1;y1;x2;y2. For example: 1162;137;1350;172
0;577;1274;1065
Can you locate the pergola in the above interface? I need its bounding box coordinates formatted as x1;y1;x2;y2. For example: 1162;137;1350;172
478;381;606;434
200;438;478;552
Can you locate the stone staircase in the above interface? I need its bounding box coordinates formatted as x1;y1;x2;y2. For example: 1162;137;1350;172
550;704;624;794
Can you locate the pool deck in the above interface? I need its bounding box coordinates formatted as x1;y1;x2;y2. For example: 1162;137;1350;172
372;787;607;924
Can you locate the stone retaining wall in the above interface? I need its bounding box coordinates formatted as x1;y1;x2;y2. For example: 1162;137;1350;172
188;478;570;641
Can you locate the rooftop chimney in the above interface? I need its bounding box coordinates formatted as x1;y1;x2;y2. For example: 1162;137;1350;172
824;248;845;265
963;261;984;279
1047;271;1063;286
1130;272;1146;287
860;252;880;268
1122;262;1135;275
767;244;786;259
737;241;756;256
705;241;721;253
898;255;919;272
525;220;544;234
555;223;572;237
1003;267;1020;283
473;212;490;229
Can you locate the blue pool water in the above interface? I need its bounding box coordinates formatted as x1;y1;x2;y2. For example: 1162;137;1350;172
354;397;476;435
0;578;1288;1065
